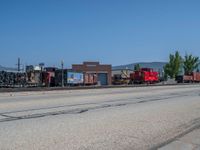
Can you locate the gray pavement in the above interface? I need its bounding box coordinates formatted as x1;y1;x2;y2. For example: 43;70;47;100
0;85;200;150
159;128;200;150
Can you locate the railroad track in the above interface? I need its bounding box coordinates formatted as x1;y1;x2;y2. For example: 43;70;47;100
0;82;199;93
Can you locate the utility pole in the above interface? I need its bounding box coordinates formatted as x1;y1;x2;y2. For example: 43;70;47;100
39;63;45;87
61;60;64;87
15;58;22;87
17;58;21;72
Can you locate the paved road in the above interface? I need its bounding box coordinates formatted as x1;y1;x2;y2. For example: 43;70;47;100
159;127;200;150
0;85;200;150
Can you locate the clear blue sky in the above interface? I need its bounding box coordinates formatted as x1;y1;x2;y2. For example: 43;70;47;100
0;0;200;68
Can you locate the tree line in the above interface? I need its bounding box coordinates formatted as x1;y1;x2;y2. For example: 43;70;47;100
164;51;200;79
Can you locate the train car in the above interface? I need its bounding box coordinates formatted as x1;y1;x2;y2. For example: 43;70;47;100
0;71;26;87
55;69;67;86
130;68;159;84
112;69;132;85
43;67;56;87
193;72;200;82
25;65;42;87
42;72;55;87
112;74;130;85
26;71;41;86
176;75;193;83
176;72;200;83
112;74;123;85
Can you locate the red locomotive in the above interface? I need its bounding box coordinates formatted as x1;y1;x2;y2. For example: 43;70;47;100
130;68;159;84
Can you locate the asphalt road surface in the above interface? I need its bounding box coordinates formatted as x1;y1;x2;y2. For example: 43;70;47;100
0;85;200;150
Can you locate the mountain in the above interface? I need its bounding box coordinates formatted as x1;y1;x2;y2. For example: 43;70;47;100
112;62;167;72
0;65;18;71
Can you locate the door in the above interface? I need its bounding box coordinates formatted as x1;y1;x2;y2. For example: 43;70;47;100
98;73;108;85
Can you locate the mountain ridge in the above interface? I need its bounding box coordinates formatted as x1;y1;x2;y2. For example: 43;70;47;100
112;62;167;71
0;65;17;71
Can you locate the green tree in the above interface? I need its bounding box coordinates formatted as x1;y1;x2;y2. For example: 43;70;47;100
134;64;140;71
183;54;199;75
164;51;182;79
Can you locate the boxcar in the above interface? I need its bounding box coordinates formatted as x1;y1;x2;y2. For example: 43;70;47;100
176;72;200;83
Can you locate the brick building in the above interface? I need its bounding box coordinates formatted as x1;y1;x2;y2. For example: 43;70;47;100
72;62;112;85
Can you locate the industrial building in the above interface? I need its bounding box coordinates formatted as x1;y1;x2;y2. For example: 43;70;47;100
72;62;112;85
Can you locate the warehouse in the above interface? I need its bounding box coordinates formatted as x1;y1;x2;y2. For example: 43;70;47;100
72;62;112;85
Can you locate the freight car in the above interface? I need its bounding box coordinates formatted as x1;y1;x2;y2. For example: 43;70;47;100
176;72;200;83
112;74;123;85
0;71;26;87
42;72;55;87
43;67;57;87
112;74;130;85
112;69;131;85
130;68;159;84
26;71;41;86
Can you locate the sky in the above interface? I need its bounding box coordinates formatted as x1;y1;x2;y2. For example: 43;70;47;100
0;0;200;68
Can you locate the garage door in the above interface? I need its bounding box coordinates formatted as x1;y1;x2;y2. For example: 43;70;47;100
98;73;108;85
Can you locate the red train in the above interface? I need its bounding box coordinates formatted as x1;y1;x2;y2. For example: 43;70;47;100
130;68;159;84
